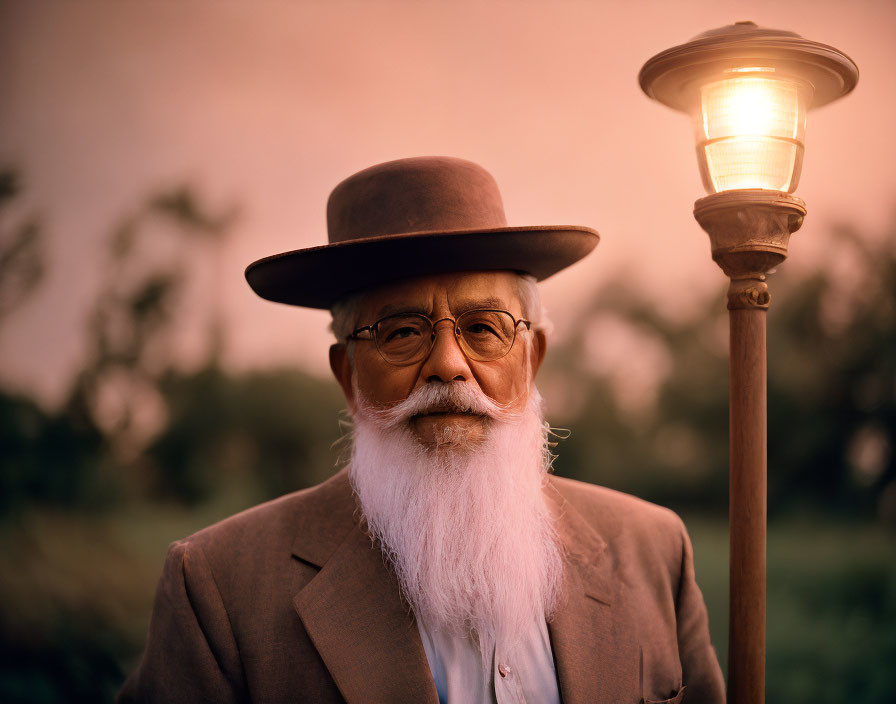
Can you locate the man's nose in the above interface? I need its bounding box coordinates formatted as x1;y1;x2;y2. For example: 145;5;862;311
419;319;469;383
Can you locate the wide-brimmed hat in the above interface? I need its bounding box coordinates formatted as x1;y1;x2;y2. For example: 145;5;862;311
245;156;599;309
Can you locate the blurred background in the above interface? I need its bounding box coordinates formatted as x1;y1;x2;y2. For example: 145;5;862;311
1;1;894;702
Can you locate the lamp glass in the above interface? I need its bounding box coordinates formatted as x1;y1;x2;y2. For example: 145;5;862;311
694;70;811;193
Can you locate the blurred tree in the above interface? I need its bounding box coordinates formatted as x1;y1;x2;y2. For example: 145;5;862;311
545;280;730;514
767;224;896;520
71;186;237;457
548;217;896;521
0;170;107;516
2;175;347;511
0;170;44;321
0;391;108;516
147;366;345;504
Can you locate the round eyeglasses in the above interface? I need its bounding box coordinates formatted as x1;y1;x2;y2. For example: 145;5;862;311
347;309;531;366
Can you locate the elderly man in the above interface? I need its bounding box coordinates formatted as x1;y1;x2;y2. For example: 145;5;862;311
119;157;725;703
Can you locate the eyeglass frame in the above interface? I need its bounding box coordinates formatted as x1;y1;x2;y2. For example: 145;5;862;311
346;308;532;366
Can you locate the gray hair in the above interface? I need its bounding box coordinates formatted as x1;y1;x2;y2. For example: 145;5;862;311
329;274;551;348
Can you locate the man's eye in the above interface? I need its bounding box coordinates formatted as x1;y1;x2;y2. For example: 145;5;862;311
465;323;499;337
384;326;421;342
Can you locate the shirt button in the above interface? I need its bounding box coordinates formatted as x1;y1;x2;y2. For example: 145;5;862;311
498;663;512;678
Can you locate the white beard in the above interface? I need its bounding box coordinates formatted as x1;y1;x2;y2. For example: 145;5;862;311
348;381;565;665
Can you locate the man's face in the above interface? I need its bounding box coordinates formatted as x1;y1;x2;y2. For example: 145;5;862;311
330;270;545;448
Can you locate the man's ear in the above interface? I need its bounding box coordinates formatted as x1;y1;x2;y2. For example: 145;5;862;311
530;329;547;378
329;343;355;410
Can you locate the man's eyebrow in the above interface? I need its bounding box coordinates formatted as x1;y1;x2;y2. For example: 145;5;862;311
374;297;512;320
454;297;508;313
373;302;427;319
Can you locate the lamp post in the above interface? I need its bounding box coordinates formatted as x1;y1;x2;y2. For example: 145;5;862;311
638;21;857;704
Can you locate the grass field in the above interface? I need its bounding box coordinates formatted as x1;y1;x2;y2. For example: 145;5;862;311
1;503;893;703
685;514;896;704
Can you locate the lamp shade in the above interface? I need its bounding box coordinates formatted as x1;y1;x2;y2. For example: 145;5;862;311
696;70;810;192
639;22;858;195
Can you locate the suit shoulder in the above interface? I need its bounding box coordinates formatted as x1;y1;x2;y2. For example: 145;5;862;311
550;475;689;584
550;474;684;531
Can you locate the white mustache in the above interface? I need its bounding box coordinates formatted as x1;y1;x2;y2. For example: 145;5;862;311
370;382;520;429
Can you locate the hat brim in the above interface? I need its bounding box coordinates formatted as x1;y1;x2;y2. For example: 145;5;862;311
245;225;599;309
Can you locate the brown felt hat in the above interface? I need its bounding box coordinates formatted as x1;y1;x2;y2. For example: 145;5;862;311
245;156;599;309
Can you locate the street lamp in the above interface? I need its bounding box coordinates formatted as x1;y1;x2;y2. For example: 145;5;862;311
639;21;857;704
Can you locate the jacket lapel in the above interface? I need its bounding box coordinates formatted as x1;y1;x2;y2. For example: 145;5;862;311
546;482;639;704
291;472;438;704
290;470;635;704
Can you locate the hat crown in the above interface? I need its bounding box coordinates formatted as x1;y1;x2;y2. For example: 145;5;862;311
326;156;508;243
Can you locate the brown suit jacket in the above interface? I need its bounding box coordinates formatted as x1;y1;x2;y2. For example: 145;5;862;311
118;469;725;703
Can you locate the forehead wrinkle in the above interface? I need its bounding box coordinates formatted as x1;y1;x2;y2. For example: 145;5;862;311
374;296;514;320
445;279;516;318
373;301;429;319
452;296;512;315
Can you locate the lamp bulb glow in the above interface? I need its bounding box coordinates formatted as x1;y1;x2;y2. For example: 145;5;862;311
694;73;811;193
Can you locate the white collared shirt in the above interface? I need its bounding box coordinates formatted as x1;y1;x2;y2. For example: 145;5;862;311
416;616;562;704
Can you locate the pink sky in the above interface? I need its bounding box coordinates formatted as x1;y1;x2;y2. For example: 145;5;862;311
2;0;894;407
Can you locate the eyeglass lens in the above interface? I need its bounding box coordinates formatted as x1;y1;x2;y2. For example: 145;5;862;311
374;310;518;364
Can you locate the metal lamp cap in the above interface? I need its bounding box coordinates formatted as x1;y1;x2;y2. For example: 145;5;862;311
639;21;859;113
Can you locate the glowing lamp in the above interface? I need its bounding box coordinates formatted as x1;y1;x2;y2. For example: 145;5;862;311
696;70;809;192
639;23;858;704
639;21;857;195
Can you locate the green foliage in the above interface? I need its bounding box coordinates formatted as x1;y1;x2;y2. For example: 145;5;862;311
547;223;896;520
0;611;126;704
148;366;345;504
0;503;244;704
687;516;896;704
0;176;346;513
0;391;111;517
545;284;732;513
766;227;896;516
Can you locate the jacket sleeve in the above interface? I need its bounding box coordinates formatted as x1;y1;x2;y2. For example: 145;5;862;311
675;521;726;703
117;540;247;704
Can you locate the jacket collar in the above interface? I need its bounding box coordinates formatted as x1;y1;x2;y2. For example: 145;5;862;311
544;480;640;703
291;469;634;704
291;469;439;703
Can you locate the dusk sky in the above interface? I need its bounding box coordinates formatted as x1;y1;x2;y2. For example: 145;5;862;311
2;0;894;407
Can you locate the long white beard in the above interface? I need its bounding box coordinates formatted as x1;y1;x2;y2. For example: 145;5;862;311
348;381;565;664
